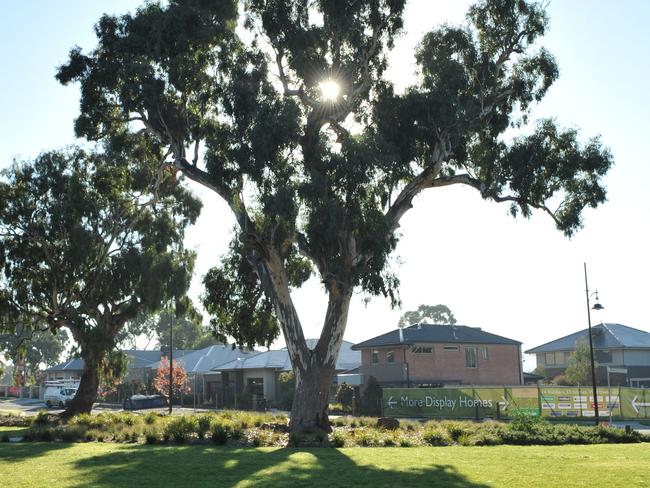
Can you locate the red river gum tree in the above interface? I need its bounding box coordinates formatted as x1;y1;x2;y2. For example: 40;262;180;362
56;0;612;431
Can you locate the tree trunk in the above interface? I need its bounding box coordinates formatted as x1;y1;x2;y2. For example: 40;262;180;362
290;363;337;431
60;349;102;420
288;284;352;432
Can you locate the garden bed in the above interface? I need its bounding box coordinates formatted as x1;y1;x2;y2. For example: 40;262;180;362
0;410;647;448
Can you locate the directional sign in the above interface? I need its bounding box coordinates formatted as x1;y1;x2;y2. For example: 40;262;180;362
387;396;397;409
381;387;650;420
499;396;510;410
631;396;650;414
607;366;628;375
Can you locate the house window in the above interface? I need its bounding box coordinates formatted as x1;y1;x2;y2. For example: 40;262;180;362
545;352;555;365
413;346;433;354
466;347;478;368
247;378;264;396
554;352;565;365
387;351;395;363
481;347;488;360
443;345;459;352
371;350;379;364
596;350;612;363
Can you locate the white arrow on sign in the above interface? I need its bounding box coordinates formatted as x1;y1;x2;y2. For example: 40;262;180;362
631;396;650;414
387;396;397;409
499;396;510;410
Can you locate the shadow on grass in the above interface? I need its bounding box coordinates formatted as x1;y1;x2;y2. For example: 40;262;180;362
69;445;490;488
0;442;71;462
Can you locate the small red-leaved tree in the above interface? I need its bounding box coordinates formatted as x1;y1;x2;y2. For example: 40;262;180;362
153;357;190;401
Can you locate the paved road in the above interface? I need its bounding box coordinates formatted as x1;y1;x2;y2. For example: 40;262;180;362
0;398;121;415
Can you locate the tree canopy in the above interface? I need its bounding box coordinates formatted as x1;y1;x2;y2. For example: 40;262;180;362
398;304;457;327
56;0;613;429
0;326;69;383
0;142;201;414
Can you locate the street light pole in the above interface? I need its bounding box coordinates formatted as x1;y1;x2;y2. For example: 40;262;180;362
169;305;174;415
583;263;600;426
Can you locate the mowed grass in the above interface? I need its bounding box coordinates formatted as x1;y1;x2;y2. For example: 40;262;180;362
1;443;649;488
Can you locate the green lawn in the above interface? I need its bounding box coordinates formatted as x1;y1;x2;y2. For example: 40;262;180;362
1;443;649;487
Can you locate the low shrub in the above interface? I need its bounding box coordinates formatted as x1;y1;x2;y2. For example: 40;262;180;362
164;416;197;444
32;427;55;442
441;421;471;442
32;411;51;428
210;418;241;445
143;412;160;425
84;429;103;442
356;428;381;447
398;436;417;447
57;425;87;443
143;426;161;444
329;430;347;448
250;429;282;447
111;412;139;427
400;420;422;432
509;409;544;432
197;414;213;440
423;427;452;446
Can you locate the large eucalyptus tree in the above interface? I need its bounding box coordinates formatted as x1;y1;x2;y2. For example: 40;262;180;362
0;139;200;417
57;0;612;430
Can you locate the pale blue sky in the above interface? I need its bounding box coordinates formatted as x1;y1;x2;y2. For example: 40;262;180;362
1;1;649;370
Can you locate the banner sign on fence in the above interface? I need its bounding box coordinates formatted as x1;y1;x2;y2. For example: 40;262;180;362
382;387;539;419
382;386;650;420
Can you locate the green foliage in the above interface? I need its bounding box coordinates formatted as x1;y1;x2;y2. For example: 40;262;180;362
0;145;201;412
329;430;347;448
164;416;197;444
398;304;457;326
423;426;452;446
202;241;281;349
32;411;51;428
54;0;614;363
335;383;355;411
564;341;594;386
153;309;214;353
196;414;212;440
275;371;295;410
361;377;383;415
3;411;647;447
0;327;69;382
509;409;544;432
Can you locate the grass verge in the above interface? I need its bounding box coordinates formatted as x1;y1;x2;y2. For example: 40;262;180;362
1;443;649;487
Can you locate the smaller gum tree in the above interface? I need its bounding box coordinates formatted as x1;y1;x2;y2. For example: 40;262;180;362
0;138;201;418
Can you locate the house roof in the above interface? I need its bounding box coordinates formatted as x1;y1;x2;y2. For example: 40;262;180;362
45;349;191;373
351;324;521;350
44;358;85;372
212;340;361;373
525;323;650;354
148;344;256;373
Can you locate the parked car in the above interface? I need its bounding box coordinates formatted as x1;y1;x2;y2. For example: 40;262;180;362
43;386;77;408
123;394;167;410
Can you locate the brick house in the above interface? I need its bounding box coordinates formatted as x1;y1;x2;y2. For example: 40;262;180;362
352;324;523;387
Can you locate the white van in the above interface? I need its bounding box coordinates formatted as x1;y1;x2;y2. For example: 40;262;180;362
43;386;77;408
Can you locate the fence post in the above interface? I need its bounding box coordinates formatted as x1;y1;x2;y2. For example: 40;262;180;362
618;385;623;419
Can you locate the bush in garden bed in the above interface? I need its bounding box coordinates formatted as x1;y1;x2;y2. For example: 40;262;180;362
8;411;648;447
